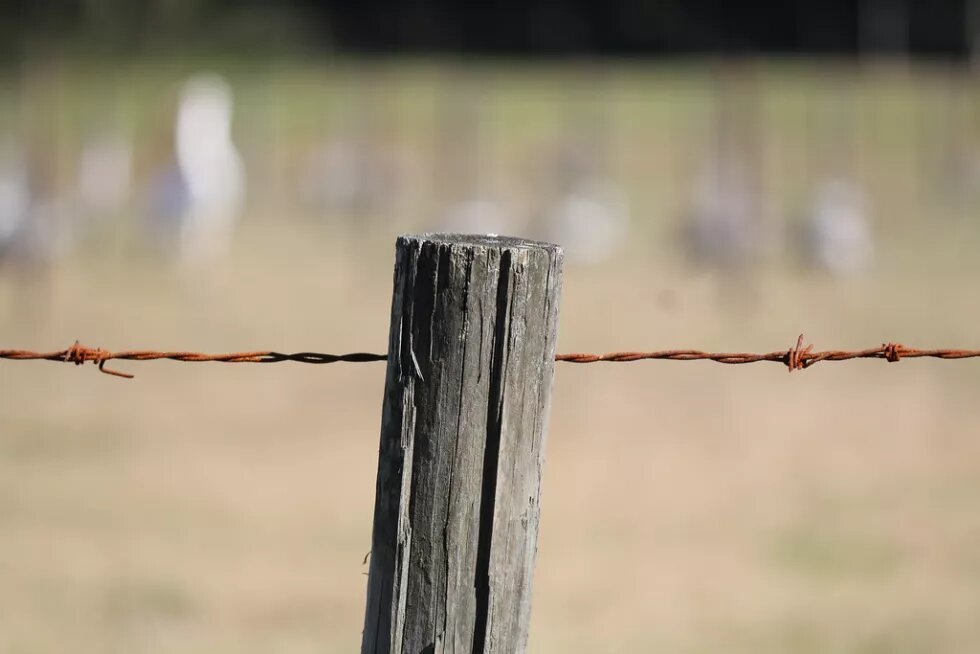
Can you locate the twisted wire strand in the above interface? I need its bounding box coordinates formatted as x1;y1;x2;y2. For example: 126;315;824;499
2;336;979;378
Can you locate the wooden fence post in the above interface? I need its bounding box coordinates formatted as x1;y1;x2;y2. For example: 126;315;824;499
362;234;563;654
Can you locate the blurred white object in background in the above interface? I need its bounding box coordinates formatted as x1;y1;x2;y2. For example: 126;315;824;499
801;178;874;275
542;142;629;264
76;128;132;216
300;138;397;218
540;70;629;265
0;139;30;252
545;183;629;265
682;64;765;275
0;135;71;327
684;155;759;270
298;67;405;225
0;137;69;267
174;73;245;271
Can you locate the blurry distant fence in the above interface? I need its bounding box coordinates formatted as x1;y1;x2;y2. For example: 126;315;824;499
2;233;979;654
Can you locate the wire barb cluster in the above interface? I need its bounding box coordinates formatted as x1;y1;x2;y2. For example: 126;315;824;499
2;336;979;379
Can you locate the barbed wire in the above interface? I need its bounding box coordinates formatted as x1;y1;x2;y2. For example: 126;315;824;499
2;336;979;379
0;342;387;379
557;335;980;368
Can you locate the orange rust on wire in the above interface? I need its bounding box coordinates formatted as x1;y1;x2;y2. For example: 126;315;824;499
2;335;980;379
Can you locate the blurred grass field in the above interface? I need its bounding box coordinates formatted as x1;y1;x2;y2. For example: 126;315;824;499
2;59;980;653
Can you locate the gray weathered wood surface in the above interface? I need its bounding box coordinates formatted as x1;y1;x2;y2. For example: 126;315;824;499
361;234;563;654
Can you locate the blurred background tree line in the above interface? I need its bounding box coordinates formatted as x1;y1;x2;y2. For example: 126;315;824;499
0;0;977;59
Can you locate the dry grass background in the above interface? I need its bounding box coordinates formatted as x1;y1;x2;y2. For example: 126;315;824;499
2;61;980;652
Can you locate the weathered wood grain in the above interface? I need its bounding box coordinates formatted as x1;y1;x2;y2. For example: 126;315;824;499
362;234;563;654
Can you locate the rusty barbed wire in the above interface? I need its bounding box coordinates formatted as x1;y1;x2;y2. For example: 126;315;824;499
2;335;980;379
555;334;980;369
0;341;388;379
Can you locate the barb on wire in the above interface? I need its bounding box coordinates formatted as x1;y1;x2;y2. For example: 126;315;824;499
2;336;979;379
